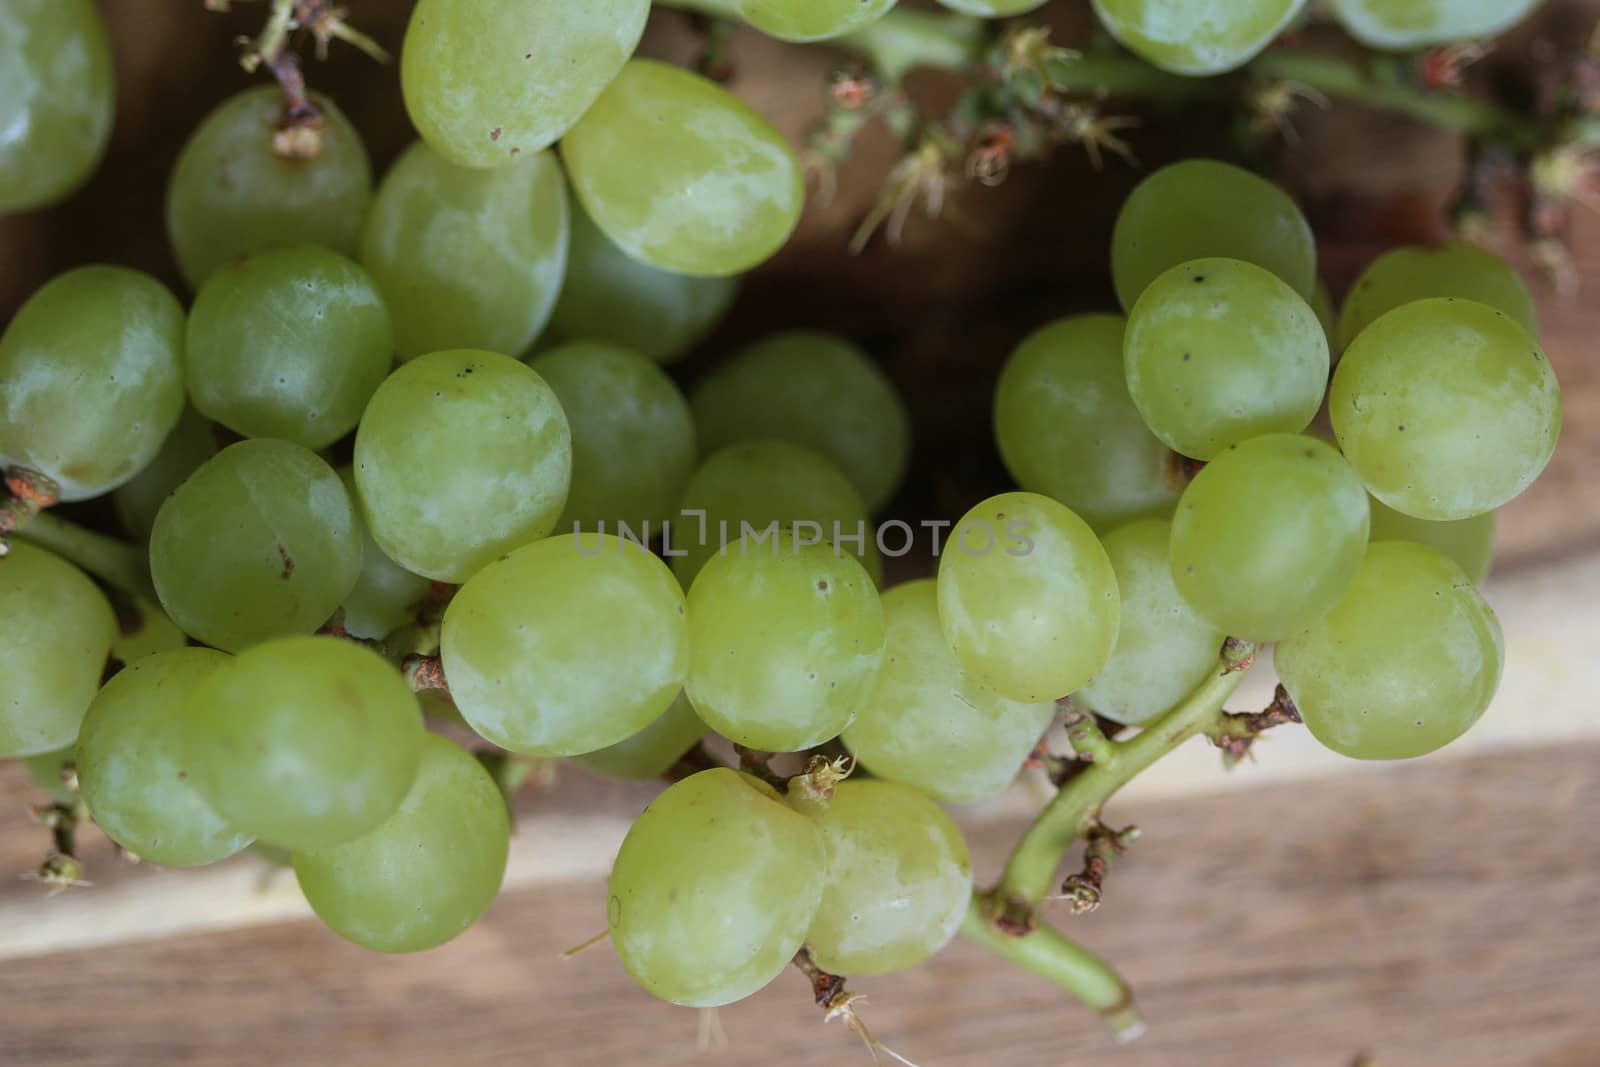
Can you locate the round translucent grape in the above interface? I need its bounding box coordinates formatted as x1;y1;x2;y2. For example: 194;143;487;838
936;0;1048;14
22;745;78;806
1126;257;1329;460
150;440;363;652
113;407;219;541
686;541;885;752
937;492;1119;703
1078;518;1228;726
1330;298;1561;521
609;768;826;1007
570;692;705;780
1092;0;1308;76
1368;495;1495;584
527;341;698;534
843;580;1055;804
1328;0;1543;50
1337;240;1538;351
443;534;689;756
1170;434;1369;641
548;199;740;364
167;86;372;290
0;542;116;757
740;0;897;42
562;60;804;278
401;0;649;169
994;314;1178;531
186;245;393;450
295;732;509;952
806;779;971;976
671;441;879;587
1111;159;1317;311
353;350;571;583
1278;542;1503;760
0;266;185;502
360;141;568;361
182;636;423;850
77;648;254;867
691;331;911;513
0;0;114;214
113;597;189;665
336;468;430;642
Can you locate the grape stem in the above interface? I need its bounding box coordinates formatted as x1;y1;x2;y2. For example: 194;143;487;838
1207;683;1303;767
983;641;1257;933
958;898;1145;1042
13;513;157;604
0;467;61;557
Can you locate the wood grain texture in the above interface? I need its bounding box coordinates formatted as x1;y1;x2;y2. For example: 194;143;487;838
1;744;1596;1067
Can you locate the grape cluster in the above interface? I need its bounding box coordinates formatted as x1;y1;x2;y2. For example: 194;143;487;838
0;0;1564;1034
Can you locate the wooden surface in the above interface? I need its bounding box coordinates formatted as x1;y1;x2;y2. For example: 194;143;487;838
1;744;1596;1067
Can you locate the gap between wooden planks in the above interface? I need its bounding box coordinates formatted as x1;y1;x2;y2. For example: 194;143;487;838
0;549;1594;964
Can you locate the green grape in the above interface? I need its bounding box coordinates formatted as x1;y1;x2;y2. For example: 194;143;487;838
1278;542;1503;760
691;331;912;513
805;779;970;976
562;60;805;278
527;341;698;534
336;468;430;642
77;648;254;867
1170;434;1369;641
443;534;689;757
549;199;740;364
401;0;649;169
671;441;879;587
0;266;186;502
1111;159;1317;311
686;541;885;752
182;635;423;850
360;141;568;361
353;350;571;583
740;0;897;42
935;0;1048;14
1328;0;1543;50
937;492;1120;703
113;407;219;541
570;692;705;780
167;86;372;290
295;732;509;952
0;0;114;214
1311;279;1338;352
1336;240;1538;351
1125;257;1329;460
114;597;189;664
994;314;1178;532
1092;0;1309;76
609;768;826;1007
843;580;1055;804
0;542;116;757
150;440;363;653
186;245;394;450
22;745;78;806
1078;518;1228;726
1368;495;1495;584
1330;298;1561;521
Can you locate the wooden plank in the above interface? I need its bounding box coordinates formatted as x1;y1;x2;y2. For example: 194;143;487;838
1;743;1596;1067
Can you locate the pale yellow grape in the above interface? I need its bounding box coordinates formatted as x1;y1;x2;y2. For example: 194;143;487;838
686;541;885;752
843;580;1056;804
806;779;971;976
1337;240;1538;351
0;542;117;757
1328;0;1544;50
1368;495;1495;584
401;0;649;168
443;534;689;757
608;768;826;1007
937;492;1119;703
